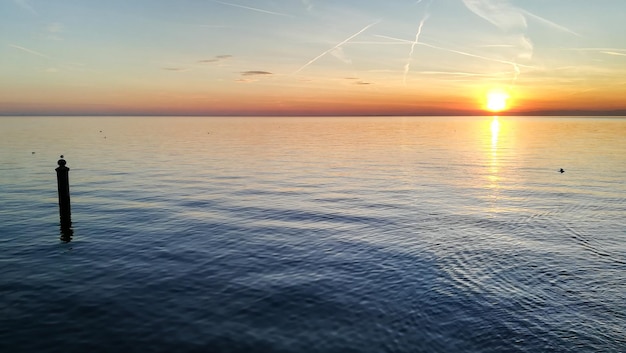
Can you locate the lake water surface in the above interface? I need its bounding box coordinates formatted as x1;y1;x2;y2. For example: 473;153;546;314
1;116;625;352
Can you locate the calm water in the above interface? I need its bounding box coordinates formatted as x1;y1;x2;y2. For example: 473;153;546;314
1;116;625;352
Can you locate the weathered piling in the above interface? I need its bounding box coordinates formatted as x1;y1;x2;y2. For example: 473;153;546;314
56;156;72;229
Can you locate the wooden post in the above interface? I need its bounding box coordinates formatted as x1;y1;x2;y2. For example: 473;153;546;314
56;156;72;230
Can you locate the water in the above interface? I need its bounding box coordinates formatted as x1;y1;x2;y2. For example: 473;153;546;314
1;116;625;352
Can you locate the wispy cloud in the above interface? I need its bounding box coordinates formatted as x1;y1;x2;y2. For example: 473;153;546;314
330;47;352;64
463;0;526;32
241;71;273;76
162;67;190;72
344;77;373;85
302;0;313;11
199;55;233;63
9;44;50;58
236;71;273;83
462;0;532;60
294;20;381;74
375;35;535;69
212;1;291;17
561;47;626;52
560;47;626;58
460;0;565;86
46;22;64;41
47;23;63;33
417;70;519;82
462;0;580;58
14;0;37;15
602;51;626;57
421;41;533;69
520;9;580;37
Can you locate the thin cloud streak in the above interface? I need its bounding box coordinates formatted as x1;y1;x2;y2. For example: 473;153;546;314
462;0;532;65
212;1;291;17
375;35;535;69
418;70;511;77
13;0;37;15
404;13;430;85
520;9;581;37
199;55;233;63
162;67;190;72
349;41;408;45
461;0;535;88
330;47;352;64
602;51;626;57
293;20;381;75
561;47;626;52
241;71;273;76
9;44;50;58
236;71;273;83
420;41;533;69
462;0;526;32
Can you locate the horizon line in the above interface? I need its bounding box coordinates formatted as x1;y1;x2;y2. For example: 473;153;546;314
2;110;626;118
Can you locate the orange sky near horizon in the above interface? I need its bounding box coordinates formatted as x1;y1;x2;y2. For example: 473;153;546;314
2;1;625;116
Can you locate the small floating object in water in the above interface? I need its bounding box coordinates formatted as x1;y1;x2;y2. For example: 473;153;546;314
559;168;565;173
32;151;35;154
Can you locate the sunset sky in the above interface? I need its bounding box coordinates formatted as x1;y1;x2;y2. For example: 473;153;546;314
1;0;625;116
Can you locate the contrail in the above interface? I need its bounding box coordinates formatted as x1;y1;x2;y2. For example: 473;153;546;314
403;13;430;85
561;47;626;52
376;35;536;69
424;37;523;87
293;20;381;75
510;63;520;87
9;44;50;58
520;9;581;37
212;0;291;17
461;0;532;87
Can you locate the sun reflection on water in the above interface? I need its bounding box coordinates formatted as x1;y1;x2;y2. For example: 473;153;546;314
491;116;500;149
487;116;501;212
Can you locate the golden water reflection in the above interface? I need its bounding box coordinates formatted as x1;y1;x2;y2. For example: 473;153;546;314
491;116;500;149
487;116;502;211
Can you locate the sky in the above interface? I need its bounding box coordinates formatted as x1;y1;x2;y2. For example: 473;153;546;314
1;0;625;116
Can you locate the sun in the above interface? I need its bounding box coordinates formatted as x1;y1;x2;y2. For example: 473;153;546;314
486;90;510;113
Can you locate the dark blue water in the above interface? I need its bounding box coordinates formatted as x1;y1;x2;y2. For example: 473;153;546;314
1;116;625;352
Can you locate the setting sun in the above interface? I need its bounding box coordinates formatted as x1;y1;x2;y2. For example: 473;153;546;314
486;91;510;113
